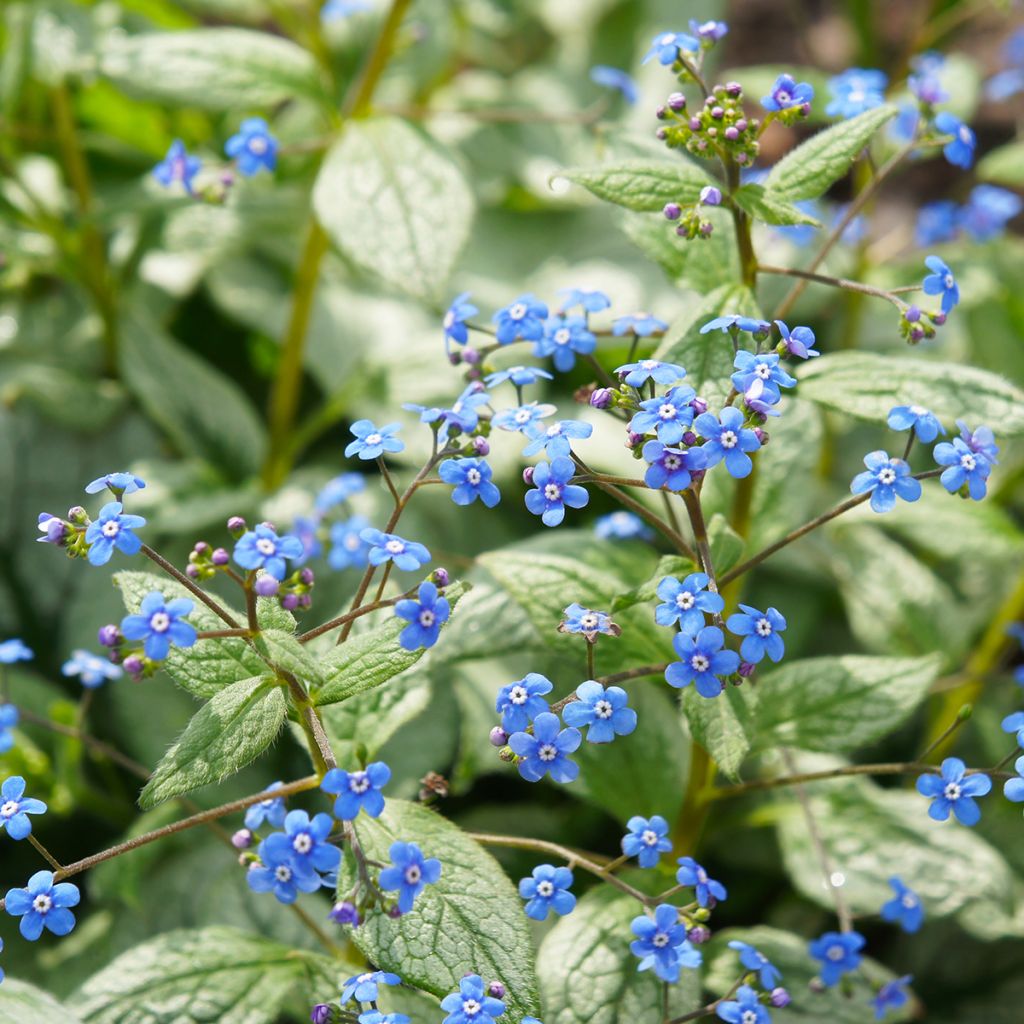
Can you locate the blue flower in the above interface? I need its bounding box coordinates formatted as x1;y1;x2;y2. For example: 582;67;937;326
321;0;371;20
595;511;654;541
4;870;79;940
726;605;787;664
379;841;441;914
762;73;814;111
341;970;402;1005
247;839;322;904
524;457;589;527
0;639;32;664
916;200;960;246
561;681;636;743
484;365;554;389
642;441;706;491
534;316;596;372
850;451;922;513
395;581;450;650
559;602;619;639
730;352;796;400
290;515;321;566
522;419;593;458
909;52;949;104
960;185;1022;241
493;294;549;345
690;19;728;43
509;711;581;783
405;384;490;435
916;757;991;825
496;673;553;732
700;314;771;335
316;473;365;511
675;856;727;907
716;985;771;1024
694;408;762;479
665;626;740;698
590;65;638;104
345;420;404;460
933;437;991;500
622;815;672;868
361;529;431;571
880;877;924;933
358;1012;409;1024
519;864;575;920
85;472;146;496
263;810;340;880
153;139;201;193
225;117;278;176
62;650;122;689
922;254;959;314
643;31;699;66
774;320;819;359
233;523;305;581
558;287;611;314
36;513;65;545
0;705;18;754
934;111;975;169
0;777;47;840
612;313;667;337
441;974;504;1024
887;405;944;443
630;904;700;983
493;401;556;435
438;458;501;508
1002;711;1024;747
84;501;146;566
825;68;888;117
443;292;478;349
1003;754;1024;804
321;762;391;820
656;573;724;634
956;420;999;467
244;781;287;831
630;385;697;445
328;516;372;570
728;941;782;990
873;975;913;1020
808;931;865;986
615;359;687;388
120;592;196;661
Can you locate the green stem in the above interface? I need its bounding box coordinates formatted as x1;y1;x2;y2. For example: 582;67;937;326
726;158;756;289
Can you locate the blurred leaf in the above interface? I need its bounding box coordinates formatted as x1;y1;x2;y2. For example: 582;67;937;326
348;799;542;1019
977;140;1024;187
708;513;745;574
562;158;714;212
682;683;758;780
0;978;84;1023
252;628;324;689
733;184;822;226
0;363;125;431
313;117;475;301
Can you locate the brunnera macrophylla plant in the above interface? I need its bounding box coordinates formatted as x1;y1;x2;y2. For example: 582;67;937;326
3;7;1024;1024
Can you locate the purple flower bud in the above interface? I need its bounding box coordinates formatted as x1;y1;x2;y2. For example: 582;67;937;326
675;224;689;237
212;547;230;565
98;624;120;647
696;139;708;151
655;127;668;140
254;576;279;597
710;106;724;119
310;1005;333;1024
186;564;200;579
490;726;509;747
487;981;506;999
448;351;462;366
590;387;614;409
735;118;748;132
689;117;702;131
193;541;209;555
905;305;921;323
687;925;711;944
123;655;144;678
735;151;749;164
738;661;756;678
699;186;722;206
770;988;791;1008
388;905;403;919
67;506;87;524
655;105;668;120
706;126;718;138
726;81;743;96
432;567;451;588
522;466;535;485
799;102;811;116
231;828;253;850
753;428;769;445
626;431;644;449
932;312;947;325
724;126;739;141
37;514;66;545
227;516;246;535
663;202;682;221
329;900;360;926
682;431;698;446
689;468;706;484
668;92;687;112
909;325;925;342
281;593;300;611
472;436;490;456
690;396;708;416
699;221;714;237
463;347;481;365
298;593;312;609
300;567;315;586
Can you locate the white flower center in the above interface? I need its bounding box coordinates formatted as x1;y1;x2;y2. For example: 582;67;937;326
659;404;677;420
248;136;268;154
1;800;19;817
32;894;52;914
652;931;670;948
691;654;710;673
443;310;455;329
958;127;970;144
664;455;682;470
826;944;845;961
777;89;791;104
275;865;292;882
755;617;772;637
642;829;659;846
642;360;658;370
546;424;562;437
365;433;382;446
514;409;531;424
580;613;599;629
849;89;865;103
910;405;927;416
466;468;482;485
676;591;695;610
349;772;370;793
944;272;955;288
697;867;708;883
658;33;674;45
419;609;436;628
509;685;528;705
554;328;571;345
536;880;555;897
404;864;422;884
741;1012;758;1024
755;364;772;379
901;893;918;908
720;430;738;449
960;453;976;471
508;303;527;320
944;781;962;800
293;833;313;854
538;742;558;762
462;999;482;1017
543;483;562;501
149;611;171;633
385;539;404;554
256;537;276;555
878;467;896;485
344;534;360;550
102;520;120;537
358;973;373;983
594;699;613;719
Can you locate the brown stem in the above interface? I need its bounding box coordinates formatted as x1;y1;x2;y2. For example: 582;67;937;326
140;544;241;629
27;834;63;871
758;264;909;309
297;597;403;644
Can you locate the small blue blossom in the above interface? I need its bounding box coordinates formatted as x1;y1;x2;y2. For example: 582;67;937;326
262;810;340;881
438;458;501;507
4;870;80;940
321;762;391;820
643;31;699;66
562;681;636;743
590;65;638;104
153;139;202;194
731;351;796;400
880;877;924;933
909;51;949;104
616;359;687;388
0;639;33;664
922;254;959;314
37;513;65;545
655;573;723;634
642;441;706;491
1002;710;1024;747
120;592;196;661
675;856;727;907
916;200;960;246
394;581;450;650
534;315;596;372
345;420;404;460
225;117;278;176
825;68;888;118
934;111;975;169
956;420;999;467
361;530;431;571
244;781;287;831
484;365;554;389
695;408;762;479
290;516;321;565
321;0;372;20
519;864;575;920
341;970;402;1005
594;511;654;541
233;523;305;581
524;457;589;527
358;1013;408;1024
630;385;697;445
726;605;787;664
873;975;913;1020
405;384;490;435
0;777;47;840
316;473;365;511
496;673;553;733
690;19;728;43
558;287;611;314
960;185;1022;241
493;294;549;345
887;405;944;443
522;419;593;459
247;839;322;904
440;974;504;1024
612;313;667;337
808;931;866;986
1003;754;1024;804
916;757;991;825
716;985;771;1024
665;627;740;699
62;650;122;689
84;501;146;566
0;705;18;754
328;516;373;570
622;815;672;868
379;841;441;914
933;437;991;500
442;292;478;349
559;603;619;639
85;472;146;496
492;401;556;433
728;941;782;990
630;904;701;983
850;451;922;513
508;711;581;783
762;73;814;111
774;320;819;359
700;314;771;335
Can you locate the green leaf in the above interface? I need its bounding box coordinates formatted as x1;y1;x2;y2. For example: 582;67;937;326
977;139;1024;187
707;513;745;574
313;117;475;301
763;105;898;201
139;676;286;808
537;887;702;1024
99;29;324;111
796;351;1024;436
561;158;715;211
682;683;758;780
732;184;822;226
74;926;318;1023
0;363;125;432
751;654;942;753
312;581;469;706
0;979;85;1024
348;799;541;1019
253;629;324;689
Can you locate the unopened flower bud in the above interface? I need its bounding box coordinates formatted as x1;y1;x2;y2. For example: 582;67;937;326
193;541;209;555
682;431;698;446
463;347;481;365
699;221;714;237
905;305;921;323
67;506;88;524
726;81;743;96
710;105;724;119
310;1004;333;1024
388;905;403;919
738;661;756;678
490;726;509;747
735;151;749;164
909;325;925;342
724;126;739;141
329;900;360;926
472;436;490;456
231;828;253;850
590;387;614;409
770;987;791;1008
699;186;722;206
186;564;200;579
498;746;516;763
212;547;230;566
300;568;315;586
655;127;668;140
281;593;300;611
753;428;769;445
691;396;708;416
689;117;702;131
123;655;144;678
932;312;946;325
799;102;811;116
667;92;686;112
522;466;535;485
655;105;669;120
809;978;827;994
254;576;279;597
432;567;450;589
98;624;120;647
626;431;644;449
227;516;246;536
663;202;682;221
735;118;748;132
687;925;711;944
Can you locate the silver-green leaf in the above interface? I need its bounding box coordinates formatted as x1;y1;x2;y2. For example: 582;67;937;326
732;184;822;226
561;158;715;212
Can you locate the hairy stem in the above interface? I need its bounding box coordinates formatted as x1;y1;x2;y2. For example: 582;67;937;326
140;544;241;629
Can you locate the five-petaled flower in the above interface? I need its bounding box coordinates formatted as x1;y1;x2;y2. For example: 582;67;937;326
558;287;611;314
443;292;478;350
850;451;922;513
922;255;960;314
534;316;596;373
726;605;787;664
62;649;122;689
630;903;701;983
5;870;80;940
0;776;47;839
524;457;589;527
656;573;724;634
559;602;619;640
642;31;699;66
120;592;196;661
261;810;340;881
328;516;373;570
0;639;33;664
880;876;924;933
509;712;581;783
233;523;305;581
622;815;672;868
715;984;771;1024
341;970;402;1005
873;975;913;1021
394;581;451;650
728;940;782;990
153;139;202;193
345;420;404;461
695;408;762;479
519;864;576;920
774;320;819;359
361;530;431;571
493;402;556;434
808;930;866;986
493;294;549;345
933;436;991;500
379;841;441;914
85;472;146;496
247;839;322;904
405;384;490;435
244;781;287;831
225;117;278;176
615;359;686;388
561;681;637;743
642;441;707;492
762;73;814;112
916;757;991;825
496;673;553;733
730;352;796;401
522;419;593;459
321;762;391;820
438;458;501;507
590;65;639;105
1002;711;1024;747
612;313;668;337
825;68;887;117
85;501;146;566
887;405;944;443
484;365;554;389
630;385;697;445
440;974;505;1024
934;111;975;169
675;856;727;907
595;511;654;541
665;626;740;698
701;314;771;335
